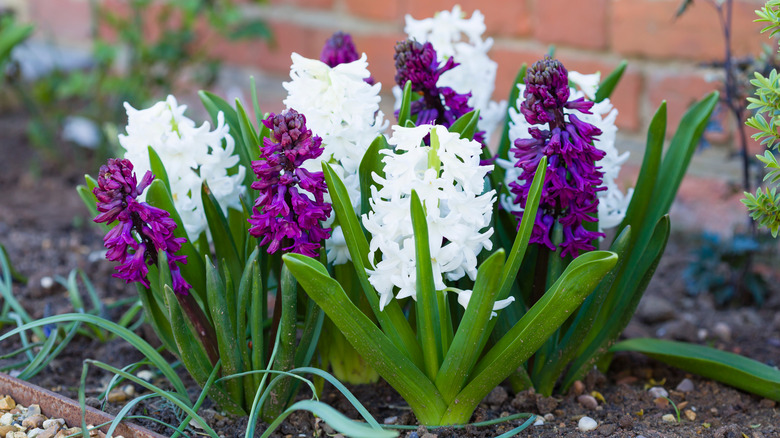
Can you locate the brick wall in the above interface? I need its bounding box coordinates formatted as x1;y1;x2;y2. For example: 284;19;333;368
21;0;770;231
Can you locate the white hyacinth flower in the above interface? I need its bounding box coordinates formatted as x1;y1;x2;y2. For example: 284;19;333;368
403;5;507;140
363;124;512;315
119;95;246;240
498;72;634;232
283;52;388;265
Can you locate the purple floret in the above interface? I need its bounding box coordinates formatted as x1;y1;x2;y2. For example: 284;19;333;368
94;158;191;294
248;109;332;257
509;57;606;258
393;39;485;144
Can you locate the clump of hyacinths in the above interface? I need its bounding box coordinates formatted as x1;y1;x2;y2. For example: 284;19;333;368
283;117;618;425
78;92;332;422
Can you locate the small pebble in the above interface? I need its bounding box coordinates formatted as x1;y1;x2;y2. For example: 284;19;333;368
122;384;135;397
0;396;15;411
40;276;54;289
697;328;708;341
7;431;25;438
484;386;507;406
578;416;598;432
661;414;677;423
37;426;61;438
107;388;127;403
571;380;585;396
0;412;13;426
383;416;397;425
684;409;696;421
618;414;633;429
577;395;598;410
713;322;732;342
23;405;42;418
22;414;46;429
648;386;668;398
136;370;154;382
0;425;16;436
653;397;669;408
543;413;554;421
598;424;616;436
42;419;64;430
676;378;694;392
533;417;544;426
27;428;44;438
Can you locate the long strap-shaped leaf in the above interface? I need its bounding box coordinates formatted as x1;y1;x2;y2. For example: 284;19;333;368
435;250;505;404
283;253;447;425
410;190;442;380
322;162;424;368
611;338;780;401
439;251;617;425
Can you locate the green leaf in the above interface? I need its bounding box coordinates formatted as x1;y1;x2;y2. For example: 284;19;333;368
205;258;244;406
359;135;388;217
163;285;245;415
235;99;262;192
261;400;398;438
199;90;240;133
147;146;171;193
228;19;272;41
594;60;627;103
448;110;480;141
282;253;447;425
201;183;241;283
436;250;505;404
442;250;618;425
0;21;33;64
398;80;413;126
611;338;780;401
410;190;442;381
322;163;424;368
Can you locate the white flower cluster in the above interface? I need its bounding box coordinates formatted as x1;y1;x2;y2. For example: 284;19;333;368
119;95;246;240
363;125;511;315
499;72;633;231
283;52;388;264
403;5;507;140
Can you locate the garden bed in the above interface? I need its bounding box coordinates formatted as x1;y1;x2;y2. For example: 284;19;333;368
0;110;778;437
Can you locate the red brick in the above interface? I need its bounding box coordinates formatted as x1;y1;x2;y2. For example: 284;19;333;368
28;0;92;43
351;32;407;87
648;71;720;135
491;46;548;100
406;1;532;38
206;19;314;74
346;0;408;21
611;0;766;62
557;56;642;132
270;0;335;9
533;0;608;50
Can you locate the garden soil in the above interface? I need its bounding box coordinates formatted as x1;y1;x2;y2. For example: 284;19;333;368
0;112;778;437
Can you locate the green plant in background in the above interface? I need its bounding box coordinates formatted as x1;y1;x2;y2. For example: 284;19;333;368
17;0;270;163
676;0;780;305
745;0;780;235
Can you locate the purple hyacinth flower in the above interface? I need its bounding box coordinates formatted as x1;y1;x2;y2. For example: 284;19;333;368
393;39;485;144
94;158;191;294
248;109;332;257
509;57;607;258
321;31;375;84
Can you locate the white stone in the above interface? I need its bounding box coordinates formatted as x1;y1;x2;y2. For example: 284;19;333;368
136;370;154;382
41;419;64;430
39;276;54;289
0;413;13;426
533;417;544;426
648;386;669;398
662;413;677;423
27;428;44;438
578;416;598;432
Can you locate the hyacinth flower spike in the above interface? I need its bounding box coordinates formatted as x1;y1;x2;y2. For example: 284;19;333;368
506;57;608;302
247;109;332;420
94;158;220;365
393;39;486;145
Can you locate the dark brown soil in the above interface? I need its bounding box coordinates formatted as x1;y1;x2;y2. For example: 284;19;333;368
1;110;778;437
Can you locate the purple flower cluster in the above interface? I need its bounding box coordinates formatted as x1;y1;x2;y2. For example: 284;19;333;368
94;158;191;294
393;39;484;143
249;109;332;257
509;57;606;258
320;31;375;84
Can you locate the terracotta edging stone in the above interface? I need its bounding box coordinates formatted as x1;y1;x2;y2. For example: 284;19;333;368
0;372;167;438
